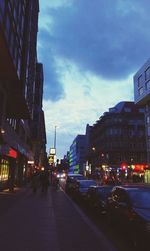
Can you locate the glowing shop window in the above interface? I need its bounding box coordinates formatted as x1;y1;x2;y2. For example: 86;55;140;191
0;159;9;181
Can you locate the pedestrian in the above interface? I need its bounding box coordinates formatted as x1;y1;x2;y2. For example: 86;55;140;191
54;176;59;190
40;170;49;194
31;172;39;194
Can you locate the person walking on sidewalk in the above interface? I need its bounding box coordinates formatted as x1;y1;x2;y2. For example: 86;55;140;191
40;170;49;194
31;172;40;194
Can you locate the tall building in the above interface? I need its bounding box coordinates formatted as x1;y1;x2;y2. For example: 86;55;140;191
134;58;150;168
69;135;87;174
0;1;47;189
87;101;147;180
32;63;47;169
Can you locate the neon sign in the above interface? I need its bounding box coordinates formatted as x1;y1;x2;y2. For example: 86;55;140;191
7;148;17;158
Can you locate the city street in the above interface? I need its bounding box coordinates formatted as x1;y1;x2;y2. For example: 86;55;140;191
0;184;133;251
59;177;134;251
0;2;150;251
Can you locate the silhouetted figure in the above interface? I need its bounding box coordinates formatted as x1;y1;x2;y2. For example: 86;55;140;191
9;158;16;192
54;177;59;190
40;170;49;194
31;172;39;194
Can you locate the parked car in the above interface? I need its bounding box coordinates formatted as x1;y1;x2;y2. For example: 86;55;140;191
65;174;85;195
85;185;114;214
74;179;97;203
107;185;150;249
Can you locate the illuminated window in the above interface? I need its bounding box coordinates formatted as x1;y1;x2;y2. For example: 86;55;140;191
0;159;9;182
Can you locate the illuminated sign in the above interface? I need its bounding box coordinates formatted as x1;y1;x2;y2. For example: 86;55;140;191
48;154;55;164
7;148;17;158
132;164;148;171
50;148;56;155
28;161;34;164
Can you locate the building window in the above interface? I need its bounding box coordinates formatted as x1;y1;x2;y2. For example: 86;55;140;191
0;1;5;18
5;14;11;41
138;75;142;87
145;67;150;81
0;159;9;182
146;104;149;112
146;116;150;124
124;108;131;112
9;27;14;53
146;80;150;90
138;108;145;113
17;57;21;78
147;126;150;136
148;139;150;150
138;87;144;96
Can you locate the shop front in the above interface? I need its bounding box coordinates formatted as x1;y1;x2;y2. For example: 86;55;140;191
0;145;17;190
144;169;150;183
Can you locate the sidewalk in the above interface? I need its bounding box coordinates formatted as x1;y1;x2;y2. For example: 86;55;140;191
0;185;117;251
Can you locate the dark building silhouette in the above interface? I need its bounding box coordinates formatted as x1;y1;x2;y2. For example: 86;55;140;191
87;101;147;180
0;1;47;189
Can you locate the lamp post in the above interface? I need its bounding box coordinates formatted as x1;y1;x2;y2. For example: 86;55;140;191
53;126;57;166
54;125;57;153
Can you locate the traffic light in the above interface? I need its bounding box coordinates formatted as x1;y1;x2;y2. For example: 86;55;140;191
121;163;127;170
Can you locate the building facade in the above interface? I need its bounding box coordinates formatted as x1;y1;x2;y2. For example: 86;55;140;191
134;58;150;182
0;1;47;190
134;58;150;164
31;63;47;169
87;101;147;181
69;135;87;174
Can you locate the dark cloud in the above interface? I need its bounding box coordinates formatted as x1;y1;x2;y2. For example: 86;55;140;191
38;30;65;101
40;0;150;81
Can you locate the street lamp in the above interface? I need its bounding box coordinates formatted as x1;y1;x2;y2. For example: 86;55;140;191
54;125;57;152
0;128;5;134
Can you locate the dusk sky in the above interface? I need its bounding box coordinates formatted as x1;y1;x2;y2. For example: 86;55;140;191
38;0;150;159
